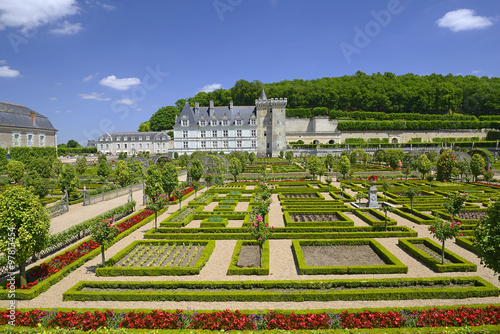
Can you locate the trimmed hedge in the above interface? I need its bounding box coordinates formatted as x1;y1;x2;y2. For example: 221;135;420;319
292;239;407;275
456;236;478;254
353;209;397;227
283;210;354;227
95;240;215;276
62;276;499;302
398;238;477;273
199;217;228;228
226;240;270;275
393;207;436;225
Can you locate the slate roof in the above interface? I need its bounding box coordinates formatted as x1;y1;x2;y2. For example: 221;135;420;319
0;102;57;131
98;131;170;142
175;103;257;127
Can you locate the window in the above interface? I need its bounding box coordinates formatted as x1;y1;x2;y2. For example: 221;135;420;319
157;149;160;153
236;120;242;126
117;144;120;148
131;143;135;148
123;137;128;141
156;143;160;147
200;130;206;138
224;141;228;148
212;130;217;137
200;120;206;126
124;144;128;148
201;141;206;148
237;140;242;148
267;143;270;148
106;144;109;149
139;143;143;148
146;143;150;148
252;140;256;148
212;141;218;148
264;131;266;136
163;143;166;148
146;136;150;140
250;119;256;126
100;144;104;149
223;130;228;137
132;137;135;141
138;137;142;141
27;134;33;146
181;120;189;127
182;130;188;138
39;135;45;147
183;142;188;149
222;120;228;126
237;130;242;137
211;120;217;126
13;133;20;146
251;130;256;137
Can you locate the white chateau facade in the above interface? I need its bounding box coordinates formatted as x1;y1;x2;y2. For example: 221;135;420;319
173;89;287;157
97;131;170;155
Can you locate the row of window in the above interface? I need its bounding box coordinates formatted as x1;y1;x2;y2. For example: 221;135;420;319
181;119;256;127
99;142;168;150
182;130;257;138
99;136;167;142
183;140;257;149
12;133;46;147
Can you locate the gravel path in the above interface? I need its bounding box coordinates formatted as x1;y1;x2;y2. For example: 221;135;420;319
14;180;500;312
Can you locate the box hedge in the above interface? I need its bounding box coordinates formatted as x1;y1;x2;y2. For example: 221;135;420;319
226;240;270;275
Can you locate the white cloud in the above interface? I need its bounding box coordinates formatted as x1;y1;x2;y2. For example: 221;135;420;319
78;92;111;101
116;98;135;105
0;65;20;78
66;110;71;113
101;3;115;10
50;20;82;35
198;83;222;93
83;73;98;82
0;0;79;33
55;110;61;113
0;60;6;64
49;97;57;100
437;9;493;32
99;75;141;90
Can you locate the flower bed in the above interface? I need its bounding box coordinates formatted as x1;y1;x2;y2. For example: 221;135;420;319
1;305;500;331
227;240;270;275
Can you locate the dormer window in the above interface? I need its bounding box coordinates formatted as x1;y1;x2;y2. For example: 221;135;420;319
211;120;217;126
182;120;189;127
222;120;228;126
116;137;121;141
200;120;206;126
250;119;256;126
236;120;242;126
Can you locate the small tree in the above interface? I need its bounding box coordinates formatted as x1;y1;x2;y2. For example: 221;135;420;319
96;156;111;180
444;193;468;218
52;159;63;177
29;157;52;179
92;219;119;267
6;160;25;183
247;214;272;267
75;156;87;175
191;181;202;199
279;150;284;159
429;218;460;265
285;150;294;163
229;157;242;182
381;204;395;231
248;152;256;165
482;169;494;185
324;153;335;173
115;160;132;187
470;154;486;182
338;155;351;180
355;191;367;205
144;165;165;230
147;194;168;231
0;186;50;287
381;179;390;200
188;158;204;183
58;164;79;194
204;174;213;187
416;153;431;179
172;187;185;211
404;186;419;213
475;200;500;281
22;171;49;199
340;182;347;199
325;177;332;191
306;155;322;179
161;162;179;200
426;174;435;187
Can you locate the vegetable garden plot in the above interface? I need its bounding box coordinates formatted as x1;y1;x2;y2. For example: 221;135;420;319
95;240;215;276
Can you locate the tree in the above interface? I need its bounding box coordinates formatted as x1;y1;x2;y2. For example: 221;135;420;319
444;193;468;218
115;160;132;187
138;121;151;132
384;149;404;171
96;156;111;180
416;153;432;179
0;186;50;287
128;160;144;184
248;152;256;165
470;154;486;182
172;187;186;210
340;182;347;199
381;179;390;200
325;177;333;191
52;159;63;178
161;162;179;200
75;156;87;175
324;153;335;172
285;151;294;163
381;204;395;231
229;157;242;182
436;151;457;182
374;150;385;163
188;158;204;183
22;171;49;199
338;155;351;179
404;186;419;212
149;106;179;131
355;191;367;204
426;174;435;187
429;218;460;265
306;155;321;179
58;164;79;194
144;165;166;230
92;219;118;267
475;200;500;281
66;139;80;148
29;157;52;179
6;160;25;183
179;153;189;168
483;169;494;185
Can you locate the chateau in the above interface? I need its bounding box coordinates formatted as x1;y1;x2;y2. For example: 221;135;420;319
97;131;170;155
0;102;58;149
172;89;287;157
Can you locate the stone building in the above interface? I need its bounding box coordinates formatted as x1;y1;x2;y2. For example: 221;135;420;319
97;131;170;155
172;89;287;157
0;102;58;148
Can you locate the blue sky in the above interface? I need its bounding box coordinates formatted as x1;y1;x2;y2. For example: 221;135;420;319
0;0;499;145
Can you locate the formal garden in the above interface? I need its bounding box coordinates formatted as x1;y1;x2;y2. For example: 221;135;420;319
0;149;500;333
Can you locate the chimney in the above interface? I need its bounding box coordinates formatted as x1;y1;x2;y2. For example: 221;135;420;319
209;100;214;109
229;100;233;111
30;111;36;125
195;101;199;112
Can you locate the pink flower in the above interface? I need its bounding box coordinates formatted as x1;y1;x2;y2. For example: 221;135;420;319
460;233;463;236
456;222;461;225
258;237;262;240
256;215;262;222
272;226;274;229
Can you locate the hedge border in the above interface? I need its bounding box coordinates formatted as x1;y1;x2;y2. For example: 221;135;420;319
292;239;408;275
353;209;397;227
393;207;436;225
226;240;270;275
283;210;354;227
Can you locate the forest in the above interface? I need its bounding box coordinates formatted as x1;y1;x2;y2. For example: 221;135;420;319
141;72;500;131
